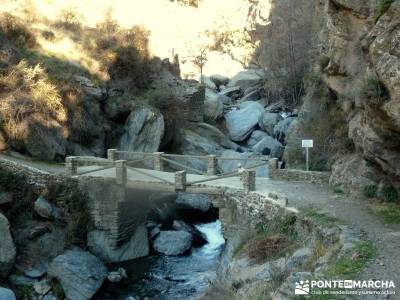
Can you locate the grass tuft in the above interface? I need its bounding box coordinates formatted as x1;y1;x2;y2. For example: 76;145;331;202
374;0;395;23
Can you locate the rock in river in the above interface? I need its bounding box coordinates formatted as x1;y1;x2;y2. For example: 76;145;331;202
153;231;193;256
47;249;108;300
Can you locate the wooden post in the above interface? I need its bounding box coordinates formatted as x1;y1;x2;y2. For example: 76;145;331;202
153;152;165;171
207;155;218;176
242;169;256;192
66;156;77;176
107;149;118;161
115;160;127;185
175;171;186;191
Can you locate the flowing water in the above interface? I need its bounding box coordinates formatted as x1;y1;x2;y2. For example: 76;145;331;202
99;220;225;300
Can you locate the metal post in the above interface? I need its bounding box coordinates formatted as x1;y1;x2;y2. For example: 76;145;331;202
175;171;187;191
107;149;118;161
153;152;165;171
242;170;256;193
207;155;218;176
66;156;77;176
115;160;127;185
306;148;309;172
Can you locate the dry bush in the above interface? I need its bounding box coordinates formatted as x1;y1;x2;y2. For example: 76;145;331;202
0;60;66;136
55;8;83;32
0;13;36;47
247;234;290;263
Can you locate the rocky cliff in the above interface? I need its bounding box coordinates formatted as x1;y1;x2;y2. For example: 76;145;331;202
285;0;400;194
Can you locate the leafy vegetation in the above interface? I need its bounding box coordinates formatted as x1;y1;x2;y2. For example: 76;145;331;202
301;207;341;227
363;185;378;199
327;242;377;277
374;0;395;23
380;185;399;203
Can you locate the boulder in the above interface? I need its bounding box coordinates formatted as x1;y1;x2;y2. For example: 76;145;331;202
227;69;265;91
259;112;283;135
119;106;164;153
175;123;240;172
87;224;149;263
252;136;284;158
153;231;193;255
172;220;207;247
218;94;232;105
210;74;229;87
0;214;16;278
47;249;108;300
0;192;12;205
0;288;16;300
225;102;265;141
218;150;268;177
219;86;242;98
107;268;127;283
239;89;262;102
175;193;212;212
33;279;51;296
273;117;296;141
247;130;268;147
33;197;62;220
200;75;217;90
204;96;223;120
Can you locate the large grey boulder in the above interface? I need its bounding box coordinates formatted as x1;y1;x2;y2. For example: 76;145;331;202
175;193;212;212
225;102;265;141
210;74;229;87
204;96;224;120
218;150;268;177
0;214;16;278
34;197;62;220
172;220;207;247
247;130;268;147
0;288;16;300
47;249;108;300
259;112;283;135
227;69;265;91
252;136;284;158
119;106;164;153
153;231;193;255
274;117;296;141
87;224;149;263
175;123;240;172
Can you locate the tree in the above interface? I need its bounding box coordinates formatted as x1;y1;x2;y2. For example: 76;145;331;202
191;46;208;83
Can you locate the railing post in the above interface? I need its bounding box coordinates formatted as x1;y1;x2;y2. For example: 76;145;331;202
115;160;127;185
207;155;218;176
242;169;256;192
268;157;279;179
175;171;186;191
66;156;77;176
153;152;165;171
107;149;118;161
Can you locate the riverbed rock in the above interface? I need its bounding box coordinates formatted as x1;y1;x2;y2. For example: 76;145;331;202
172;220;207;247
153;231;193;256
0;288;16;300
204;96;224;120
259;112;283;135
47;249;108;300
107;268;127;283
218;150;268;177
227;69;265;91
119;106;164;153
252;136;284;158
247;130;268;147
218;86;242;98
210;74;229;87
34;197;62;220
33;279;51;296
88;224;149;263
225;102;265;141
0;214;16;278
273;117;296;141
175;193;212;212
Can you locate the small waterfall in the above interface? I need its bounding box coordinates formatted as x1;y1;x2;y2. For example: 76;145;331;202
195;220;225;256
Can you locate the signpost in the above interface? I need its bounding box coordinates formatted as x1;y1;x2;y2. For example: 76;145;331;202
302;140;313;171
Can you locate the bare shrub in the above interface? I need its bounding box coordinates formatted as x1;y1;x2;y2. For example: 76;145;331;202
0;13;36;47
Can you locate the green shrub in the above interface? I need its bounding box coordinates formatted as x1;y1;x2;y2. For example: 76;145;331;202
359;72;388;106
363;185;378;199
381;185;398;203
374;0;395;23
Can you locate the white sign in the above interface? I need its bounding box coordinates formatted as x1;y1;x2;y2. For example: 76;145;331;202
302;140;314;148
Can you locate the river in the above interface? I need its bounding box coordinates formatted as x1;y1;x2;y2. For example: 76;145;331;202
98;220;225;300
